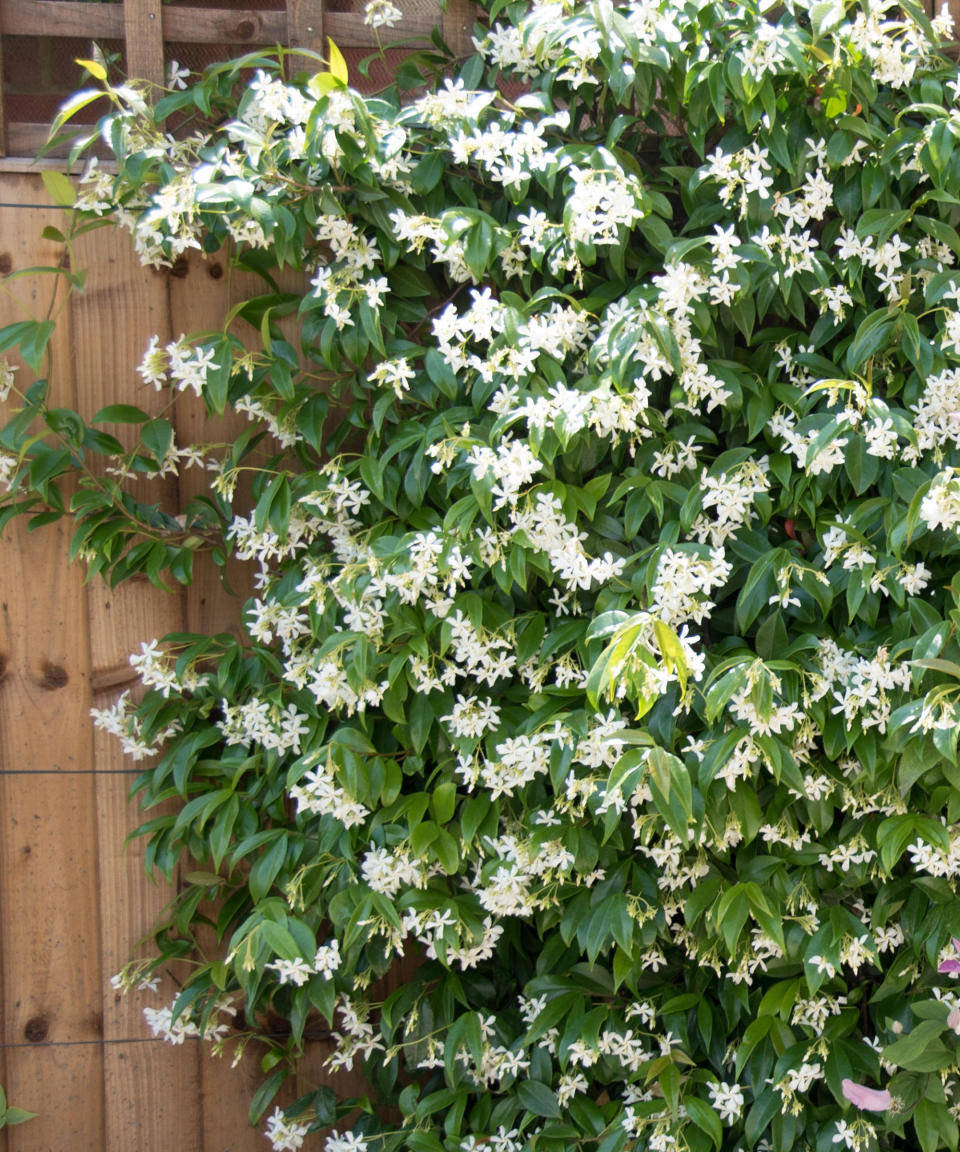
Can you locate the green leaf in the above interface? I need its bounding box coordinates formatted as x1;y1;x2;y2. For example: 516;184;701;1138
885;1020;953;1072
261;920;302;962
92;404;150;424
685;1095;722;1149
41;170;76;208
430;781;457;824
17;321;55;373
327;38;349;85
2;1106;37;1126
735;1015;773;1078
516;1080;561;1118
248;1068;289;1125
647;745;695;842
810;0;845;38
846;309;896;371
915;1098;943;1152
444;1013;484;1085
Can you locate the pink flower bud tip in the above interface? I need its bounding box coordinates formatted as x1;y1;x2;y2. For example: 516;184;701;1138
939;938;960;974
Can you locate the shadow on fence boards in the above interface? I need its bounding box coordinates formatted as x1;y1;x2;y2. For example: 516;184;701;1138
0;0;470;1146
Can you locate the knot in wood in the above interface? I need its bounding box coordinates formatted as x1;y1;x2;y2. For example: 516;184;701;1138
24;1015;48;1042
40;664;68;690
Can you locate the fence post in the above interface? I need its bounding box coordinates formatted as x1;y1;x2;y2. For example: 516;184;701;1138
442;0;475;57
123;0;166;87
286;0;325;77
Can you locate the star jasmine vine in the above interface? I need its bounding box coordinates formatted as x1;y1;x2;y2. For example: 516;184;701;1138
8;0;960;1149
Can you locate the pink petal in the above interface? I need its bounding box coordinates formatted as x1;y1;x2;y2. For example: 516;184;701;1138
842;1079;892;1111
939;942;960;974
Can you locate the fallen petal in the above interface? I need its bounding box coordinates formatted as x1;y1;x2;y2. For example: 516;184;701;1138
842;1079;892;1112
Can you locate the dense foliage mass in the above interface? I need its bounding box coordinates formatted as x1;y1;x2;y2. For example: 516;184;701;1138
8;0;960;1148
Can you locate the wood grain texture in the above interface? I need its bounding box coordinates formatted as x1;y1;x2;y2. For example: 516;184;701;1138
324;7;439;44
170;249;256;641
5;124;74;162
69;188;205;1152
0;0;122;37
441;0;476;56
0;0;287;43
286;0;326;79
0;175;102;1152
163;6;286;44
287;0;325;52
0;25;6;160
169;247;273;1151
124;0;166;86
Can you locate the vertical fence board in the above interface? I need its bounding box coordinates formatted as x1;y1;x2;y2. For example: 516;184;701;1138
168;248;274;1152
286;0;325;74
123;0;166;87
0;24;6;159
441;0;475;57
0;176;103;1152
70;211;204;1152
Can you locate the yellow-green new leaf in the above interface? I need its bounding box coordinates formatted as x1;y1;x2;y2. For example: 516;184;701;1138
328;37;349;85
41;170;76;208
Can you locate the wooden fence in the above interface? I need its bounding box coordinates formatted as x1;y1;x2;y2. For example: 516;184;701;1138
0;173;381;1151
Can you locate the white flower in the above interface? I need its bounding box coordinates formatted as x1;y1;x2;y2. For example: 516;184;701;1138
265;1107;310;1151
708;1080;745;1124
167;60;190;90
363;0;402;26
267;957;314;987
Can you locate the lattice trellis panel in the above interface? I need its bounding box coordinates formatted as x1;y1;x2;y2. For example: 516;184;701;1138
0;0;474;158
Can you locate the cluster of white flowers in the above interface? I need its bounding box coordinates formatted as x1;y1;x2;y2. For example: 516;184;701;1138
811;638;911;734
651;547;732;627
218;696;310;756
704;142;774;215
690;459;770;546
289;760;370;826
360;844;436;898
129;639;208;697
265;1107;311;1152
267;939;341;986
143;995;235;1045
138;334;216;396
707;1080;745;1124
908;832;960;879
90;690;181;760
362;0;401;28
921;469;960;533
310;214;385;330
325;997;385;1072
